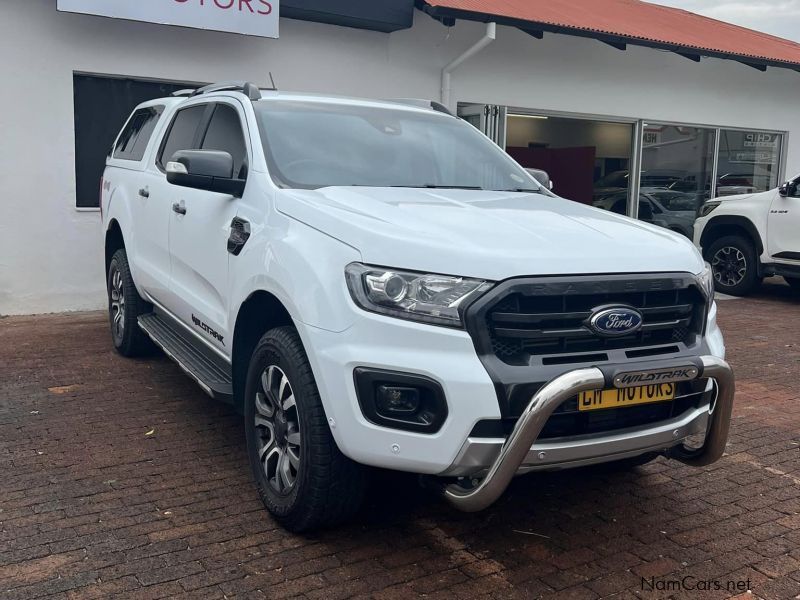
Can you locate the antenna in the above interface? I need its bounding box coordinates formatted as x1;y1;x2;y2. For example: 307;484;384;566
265;72;278;91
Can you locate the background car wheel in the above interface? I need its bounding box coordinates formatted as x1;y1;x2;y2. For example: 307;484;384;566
785;277;800;291
107;249;153;357
706;235;760;296
244;326;366;532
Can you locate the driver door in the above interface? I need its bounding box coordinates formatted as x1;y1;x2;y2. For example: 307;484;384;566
164;101;249;357
768;178;800;260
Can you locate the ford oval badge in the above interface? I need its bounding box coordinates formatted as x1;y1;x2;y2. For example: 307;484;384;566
589;306;643;337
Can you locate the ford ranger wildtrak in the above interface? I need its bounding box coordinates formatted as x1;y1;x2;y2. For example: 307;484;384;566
101;82;734;531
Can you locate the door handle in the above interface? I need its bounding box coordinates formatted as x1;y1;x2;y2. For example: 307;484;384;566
172;201;186;215
138;187;150;198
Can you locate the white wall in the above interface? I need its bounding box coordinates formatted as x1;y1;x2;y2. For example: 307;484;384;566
1;0;798;314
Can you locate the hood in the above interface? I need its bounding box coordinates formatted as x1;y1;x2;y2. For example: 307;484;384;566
277;187;705;281
715;188;776;203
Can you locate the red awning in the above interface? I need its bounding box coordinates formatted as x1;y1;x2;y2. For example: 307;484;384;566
420;0;800;70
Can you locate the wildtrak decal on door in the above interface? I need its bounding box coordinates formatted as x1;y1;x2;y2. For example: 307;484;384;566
192;314;225;345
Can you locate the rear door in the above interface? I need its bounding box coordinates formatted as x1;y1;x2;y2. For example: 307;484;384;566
138;103;208;305
109;104;171;301
166;101;249;356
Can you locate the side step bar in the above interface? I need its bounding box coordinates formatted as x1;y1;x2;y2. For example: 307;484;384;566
138;313;233;403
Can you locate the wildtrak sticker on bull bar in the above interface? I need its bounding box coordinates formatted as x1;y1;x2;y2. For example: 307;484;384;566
613;366;699;388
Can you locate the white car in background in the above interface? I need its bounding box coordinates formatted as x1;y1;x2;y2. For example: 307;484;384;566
694;177;800;295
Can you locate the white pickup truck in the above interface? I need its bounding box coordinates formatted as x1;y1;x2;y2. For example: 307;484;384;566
101;82;734;531
694;178;800;296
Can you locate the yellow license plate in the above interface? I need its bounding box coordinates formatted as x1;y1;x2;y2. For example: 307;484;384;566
578;383;675;412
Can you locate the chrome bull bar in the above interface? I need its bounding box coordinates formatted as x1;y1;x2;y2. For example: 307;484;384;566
443;355;734;512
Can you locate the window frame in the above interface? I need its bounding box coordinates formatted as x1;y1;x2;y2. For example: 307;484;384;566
198;103;250;179
112;105;165;162
156;99;251;177
156;103;214;172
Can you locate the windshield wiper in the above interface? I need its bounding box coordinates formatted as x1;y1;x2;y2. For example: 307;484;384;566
495;188;544;194
392;184;483;190
347;184;483;190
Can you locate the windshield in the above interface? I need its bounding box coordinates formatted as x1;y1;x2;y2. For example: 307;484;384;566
255;100;540;192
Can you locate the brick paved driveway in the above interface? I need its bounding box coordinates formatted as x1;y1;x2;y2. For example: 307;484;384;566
2;280;799;600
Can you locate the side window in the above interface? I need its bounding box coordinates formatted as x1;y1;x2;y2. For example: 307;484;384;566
113;106;163;161
158;105;207;167
201;104;248;178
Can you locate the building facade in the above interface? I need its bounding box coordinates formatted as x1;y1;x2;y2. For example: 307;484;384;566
1;0;798;314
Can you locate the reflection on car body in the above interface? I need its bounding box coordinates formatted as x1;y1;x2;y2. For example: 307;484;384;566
592;188;697;237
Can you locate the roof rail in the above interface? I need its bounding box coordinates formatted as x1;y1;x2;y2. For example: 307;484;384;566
171;89;195;97
387;98;454;116
189;81;263;101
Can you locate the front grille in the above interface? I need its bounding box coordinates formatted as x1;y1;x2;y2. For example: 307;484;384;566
477;275;706;366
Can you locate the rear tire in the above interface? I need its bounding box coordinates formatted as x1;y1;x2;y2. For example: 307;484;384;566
244;326;366;532
706;235;760;296
107;249;153;357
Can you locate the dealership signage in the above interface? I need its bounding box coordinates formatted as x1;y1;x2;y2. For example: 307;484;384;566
57;0;279;38
743;132;779;149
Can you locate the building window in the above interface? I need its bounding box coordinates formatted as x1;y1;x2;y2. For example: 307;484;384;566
636;124;716;238
72;74;196;208
503;112;634;207
715;129;782;197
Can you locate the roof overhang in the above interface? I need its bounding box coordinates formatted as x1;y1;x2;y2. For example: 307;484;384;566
417;0;800;73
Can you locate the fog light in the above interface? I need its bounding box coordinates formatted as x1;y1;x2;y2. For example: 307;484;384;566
376;386;420;414
354;368;448;433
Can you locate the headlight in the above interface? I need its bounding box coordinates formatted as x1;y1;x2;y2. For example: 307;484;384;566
345;263;492;327
696;262;715;302
699;201;721;217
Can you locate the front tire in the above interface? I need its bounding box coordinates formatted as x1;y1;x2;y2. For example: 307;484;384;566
706;235;760;296
107;249;153;357
244;326;366;532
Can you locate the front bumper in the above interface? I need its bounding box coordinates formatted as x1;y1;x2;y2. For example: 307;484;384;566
299;299;727;476
441;401;712;477
442;355;734;512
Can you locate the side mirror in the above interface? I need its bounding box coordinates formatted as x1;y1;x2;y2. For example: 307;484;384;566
779;181;791;197
166;150;246;197
524;168;552;190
